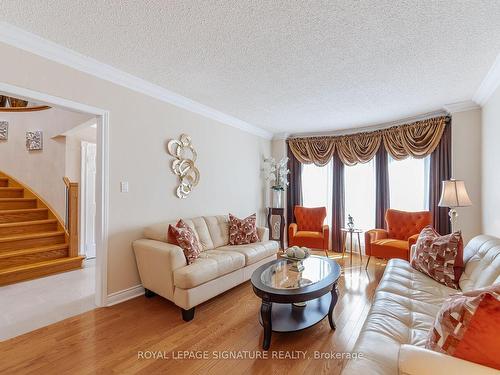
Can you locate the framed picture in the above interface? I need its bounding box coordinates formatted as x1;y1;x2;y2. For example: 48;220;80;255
0;121;7;140
26;130;43;151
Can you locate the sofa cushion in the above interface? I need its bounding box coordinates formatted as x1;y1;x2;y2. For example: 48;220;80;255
342;259;457;375
460;235;500;292
218;240;278;265
144;217;215;251
173;249;245;289
204;215;229;248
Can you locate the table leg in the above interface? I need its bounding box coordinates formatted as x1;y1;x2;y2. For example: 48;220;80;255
349;232;353;264
357;232;363;263
328;283;339;330
261;300;272;350
341;232;347;259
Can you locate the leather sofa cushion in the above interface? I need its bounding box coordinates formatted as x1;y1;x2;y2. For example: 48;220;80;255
218;240;278;265
204;215;230;248
173;249;245;289
460;235;500;292
144;217;215;251
343;259;457;375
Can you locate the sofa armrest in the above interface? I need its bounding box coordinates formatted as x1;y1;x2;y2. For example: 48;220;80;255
364;229;388;256
256;226;269;242
133;239;187;300
399;345;498;375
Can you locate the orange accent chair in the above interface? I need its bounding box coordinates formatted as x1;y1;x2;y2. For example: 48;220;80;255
288;206;330;256
365;209;432;268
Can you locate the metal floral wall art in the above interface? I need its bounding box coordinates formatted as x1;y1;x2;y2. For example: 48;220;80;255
26;130;43;151
167;134;200;199
0;121;7;140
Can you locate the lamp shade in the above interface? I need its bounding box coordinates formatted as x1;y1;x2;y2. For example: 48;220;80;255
438;179;472;208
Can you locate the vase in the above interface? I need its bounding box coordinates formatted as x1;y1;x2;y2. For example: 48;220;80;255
272;189;283;208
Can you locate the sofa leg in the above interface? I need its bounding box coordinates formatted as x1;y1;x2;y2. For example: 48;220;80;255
365;256;371;270
181;307;195;321
144;288;156;298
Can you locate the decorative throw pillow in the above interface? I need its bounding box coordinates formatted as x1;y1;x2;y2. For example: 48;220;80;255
228;213;259;245
426;284;500;370
168;219;201;264
410;226;464;289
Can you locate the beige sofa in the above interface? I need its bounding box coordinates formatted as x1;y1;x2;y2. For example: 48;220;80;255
133;215;279;321
343;235;500;375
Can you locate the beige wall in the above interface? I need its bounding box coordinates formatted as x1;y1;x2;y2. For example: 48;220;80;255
481;85;500;237
0;42;271;295
0;107;93;218
65;125;97;183
451;109;482;242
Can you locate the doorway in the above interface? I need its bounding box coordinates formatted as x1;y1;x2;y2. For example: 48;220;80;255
0;82;109;333
81;141;97;259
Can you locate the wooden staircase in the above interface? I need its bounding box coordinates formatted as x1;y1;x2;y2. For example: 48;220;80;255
0;172;84;286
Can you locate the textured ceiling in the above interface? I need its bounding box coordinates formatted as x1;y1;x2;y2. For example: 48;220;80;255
1;1;500;135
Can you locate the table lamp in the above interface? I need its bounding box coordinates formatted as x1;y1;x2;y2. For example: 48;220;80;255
438;179;472;233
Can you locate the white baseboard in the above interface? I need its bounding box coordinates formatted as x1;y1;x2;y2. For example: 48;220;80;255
106;285;144;307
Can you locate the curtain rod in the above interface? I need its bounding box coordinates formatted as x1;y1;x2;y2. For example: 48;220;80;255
287;109;449;139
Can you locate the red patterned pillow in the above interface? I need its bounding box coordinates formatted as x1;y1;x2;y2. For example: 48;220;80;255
410;226;464;289
228;213;259;245
426;284;500;370
168;219;201;264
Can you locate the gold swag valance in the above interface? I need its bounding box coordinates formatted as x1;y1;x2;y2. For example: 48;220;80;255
287;116;449;166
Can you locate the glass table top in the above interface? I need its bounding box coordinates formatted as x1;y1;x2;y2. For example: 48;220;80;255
260;256;333;290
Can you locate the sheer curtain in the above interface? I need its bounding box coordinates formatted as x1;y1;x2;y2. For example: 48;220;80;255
344;159;376;246
388;156;430;211
301;161;333;226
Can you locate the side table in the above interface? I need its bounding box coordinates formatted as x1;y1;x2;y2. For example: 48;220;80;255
341;228;363;264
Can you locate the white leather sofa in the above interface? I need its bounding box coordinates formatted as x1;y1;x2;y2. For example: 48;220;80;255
343;235;500;375
133;215;279;321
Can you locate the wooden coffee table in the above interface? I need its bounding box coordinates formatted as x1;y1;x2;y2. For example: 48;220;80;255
251;255;341;350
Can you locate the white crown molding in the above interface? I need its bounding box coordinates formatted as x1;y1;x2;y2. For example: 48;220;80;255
272;132;289;140
473;52;500;106
106;285;145;306
443;100;480;113
0;22;273;140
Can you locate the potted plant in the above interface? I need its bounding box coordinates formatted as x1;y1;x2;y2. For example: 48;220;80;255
263;157;290;208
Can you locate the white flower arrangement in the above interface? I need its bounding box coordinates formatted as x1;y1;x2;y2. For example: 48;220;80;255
263;157;290;191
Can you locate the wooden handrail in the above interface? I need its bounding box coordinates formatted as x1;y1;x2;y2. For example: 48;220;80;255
63;177;79;257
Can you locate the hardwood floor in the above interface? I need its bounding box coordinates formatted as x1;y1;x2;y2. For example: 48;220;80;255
0;254;387;375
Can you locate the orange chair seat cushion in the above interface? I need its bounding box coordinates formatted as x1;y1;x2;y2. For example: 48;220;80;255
370;239;409;260
294;231;323;239
289;234;325;249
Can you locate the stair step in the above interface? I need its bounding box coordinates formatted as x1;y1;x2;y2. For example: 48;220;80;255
0;244;69;268
0;187;24;198
0;178;8;187
0;219;59;237
0;198;37;210
0;231;66;251
0;208;49;223
0;256;84;286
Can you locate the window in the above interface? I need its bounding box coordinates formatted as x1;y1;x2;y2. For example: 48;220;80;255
344;159;376;244
301;161;332;226
388;156;430;211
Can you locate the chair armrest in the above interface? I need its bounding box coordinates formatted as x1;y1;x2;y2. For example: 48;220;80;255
364;229;388;256
408;234;419;249
399;345;498;375
322;225;330;250
289;223;298;237
133;239;187;300
256;226;269;242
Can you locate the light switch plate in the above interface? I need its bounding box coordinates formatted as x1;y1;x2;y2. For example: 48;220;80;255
120;181;129;193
